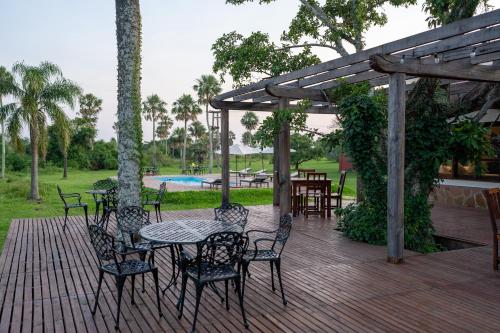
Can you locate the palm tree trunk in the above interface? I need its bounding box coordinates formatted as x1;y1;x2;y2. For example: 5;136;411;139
165;138;168;156
63;151;68;179
152;119;156;168
29;125;40;200
1;97;5;179
206;104;213;173
182;120;187;169
115;0;142;208
1;120;5;179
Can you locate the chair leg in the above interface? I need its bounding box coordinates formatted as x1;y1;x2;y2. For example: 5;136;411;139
275;259;287;305
114;276;126;330
177;274;188;315
139;252;146;292
94;201;100;223
83;205;89;227
235;276;249;329
270;261;275;291
131;274;136;305
242;262;248;299
92;270;104;315
157;204;162;222
494;239;499;271
191;284;204;333
63;208;69;231
152;269;163;318
225;280;229;310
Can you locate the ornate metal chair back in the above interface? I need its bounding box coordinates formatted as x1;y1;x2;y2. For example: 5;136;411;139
195;232;245;279
156;182;167;202
93;178;116;191
116;206;150;246
214;203;249;229
88;224;117;264
56;185;67;207
273;214;293;256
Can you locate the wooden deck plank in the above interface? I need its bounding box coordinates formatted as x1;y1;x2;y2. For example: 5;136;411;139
1;204;500;332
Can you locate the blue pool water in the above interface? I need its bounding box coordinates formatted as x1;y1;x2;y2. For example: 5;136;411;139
157;176;206;186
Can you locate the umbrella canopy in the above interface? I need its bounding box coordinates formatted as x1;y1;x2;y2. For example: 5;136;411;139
215;144;260;155
258;147;296;154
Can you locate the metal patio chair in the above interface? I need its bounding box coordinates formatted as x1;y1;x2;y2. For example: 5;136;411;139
242;214;293;305
177;231;249;333
142;182;167;222
57;185;88;231
87;224;162;329
214;202;250;229
91;178;116;223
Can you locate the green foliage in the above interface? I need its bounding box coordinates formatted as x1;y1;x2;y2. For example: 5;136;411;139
290;133;323;170
449;120;492;176
89;140;118;170
241;111;259;131
225;0;416;57
333;80;450;253
212;31;320;86
253;100;309;148
78;93;102;127
423;0;490;27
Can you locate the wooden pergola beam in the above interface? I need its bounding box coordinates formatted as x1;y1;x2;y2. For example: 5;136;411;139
266;84;329;102
370;54;500;83
210;100;337;114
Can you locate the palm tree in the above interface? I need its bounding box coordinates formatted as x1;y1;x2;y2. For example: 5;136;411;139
79;93;102;127
188;120;207;143
171;94;202;169
241;111;259;133
115;0;142;208
5;61;80;199
193;74;222;173
0;66;16;179
142;94;167;168
156;114;173;156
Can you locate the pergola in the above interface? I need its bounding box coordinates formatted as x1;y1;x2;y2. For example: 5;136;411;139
211;9;500;263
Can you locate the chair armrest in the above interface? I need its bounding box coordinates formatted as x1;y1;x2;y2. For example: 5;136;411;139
247;237;275;260
62;193;81;198
245;228;278;237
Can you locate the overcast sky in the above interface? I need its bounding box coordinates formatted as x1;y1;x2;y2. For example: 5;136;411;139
1;0;499;143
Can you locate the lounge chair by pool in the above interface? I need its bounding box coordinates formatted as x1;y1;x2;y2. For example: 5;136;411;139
240;174;270;188
201;178;222;189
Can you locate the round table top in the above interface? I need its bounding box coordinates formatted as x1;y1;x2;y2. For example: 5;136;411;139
85;189;109;195
139;219;243;245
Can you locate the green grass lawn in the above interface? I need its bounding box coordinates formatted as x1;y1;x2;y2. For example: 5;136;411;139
0;158;355;251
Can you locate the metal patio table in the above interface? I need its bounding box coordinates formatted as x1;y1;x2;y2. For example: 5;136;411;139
139;219;243;295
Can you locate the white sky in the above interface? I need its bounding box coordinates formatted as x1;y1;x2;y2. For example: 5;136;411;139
1;0;499;143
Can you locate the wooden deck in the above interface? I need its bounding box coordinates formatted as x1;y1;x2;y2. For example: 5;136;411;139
1;204;500;332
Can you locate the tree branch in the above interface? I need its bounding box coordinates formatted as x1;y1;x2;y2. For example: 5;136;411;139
298;0;351;56
277;43;338;51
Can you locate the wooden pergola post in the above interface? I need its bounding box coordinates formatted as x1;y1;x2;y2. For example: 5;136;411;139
387;73;406;264
273;131;280;206
221;108;230;205
278;98;291;217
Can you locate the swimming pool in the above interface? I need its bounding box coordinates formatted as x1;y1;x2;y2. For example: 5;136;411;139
156;176;206;186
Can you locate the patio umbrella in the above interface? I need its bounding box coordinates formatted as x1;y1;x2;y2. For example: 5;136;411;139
257;147;296;170
215;144;260;180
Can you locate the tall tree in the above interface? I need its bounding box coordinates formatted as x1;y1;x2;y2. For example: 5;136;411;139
78;93;102;127
240;111;259;146
214;0;415;86
115;0;143;208
193;74;222;173
5;62;80;199
156;114;173;156
142;94;167;168
0;66;16;179
171;94;202;169
188;120;207;143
